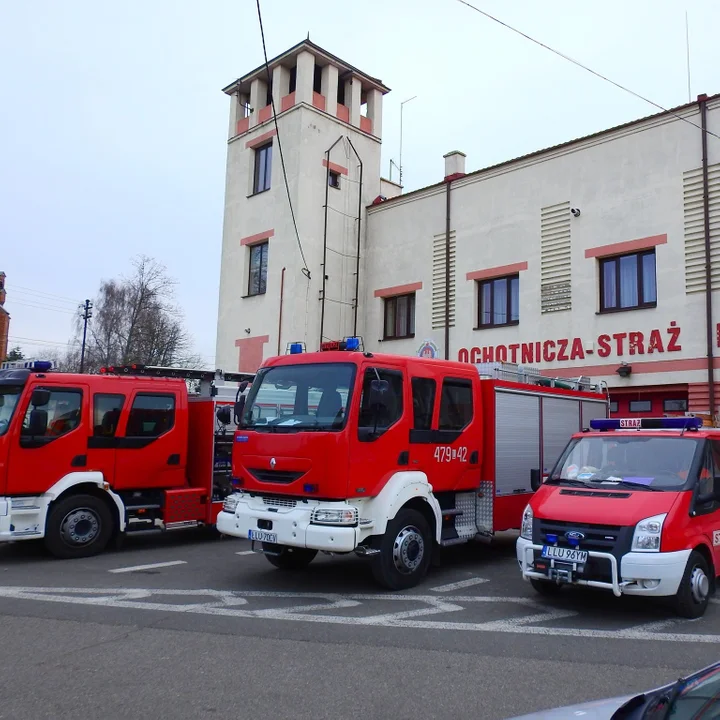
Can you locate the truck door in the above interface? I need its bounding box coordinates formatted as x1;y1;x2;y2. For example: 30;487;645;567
86;392;126;486
6;383;88;495
113;389;187;490
693;440;720;570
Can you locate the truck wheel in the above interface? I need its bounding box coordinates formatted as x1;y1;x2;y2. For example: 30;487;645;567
262;543;318;570
371;509;432;590
671;550;712;619
530;578;564;596
44;494;114;559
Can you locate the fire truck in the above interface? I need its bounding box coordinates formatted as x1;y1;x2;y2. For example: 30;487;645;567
0;360;252;558
517;416;720;618
217;341;609;589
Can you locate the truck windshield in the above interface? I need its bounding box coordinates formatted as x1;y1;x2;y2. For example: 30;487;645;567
550;435;702;491
0;386;23;437
241;363;355;432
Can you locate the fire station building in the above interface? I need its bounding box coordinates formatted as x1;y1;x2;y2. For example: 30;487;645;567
216;39;720;422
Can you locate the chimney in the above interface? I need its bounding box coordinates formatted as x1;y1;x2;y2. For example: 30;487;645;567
444;151;466;181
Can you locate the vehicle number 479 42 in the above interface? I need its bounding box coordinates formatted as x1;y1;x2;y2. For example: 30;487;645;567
434;446;467;463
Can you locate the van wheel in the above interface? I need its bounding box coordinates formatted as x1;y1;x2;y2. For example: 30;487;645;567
530;578;564;596
44;494;114;559
371;509;432;590
671;550;711;619
262;543;318;570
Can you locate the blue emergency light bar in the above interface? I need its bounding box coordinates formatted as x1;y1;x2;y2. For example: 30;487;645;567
590;417;704;431
289;343;304;355
0;359;53;372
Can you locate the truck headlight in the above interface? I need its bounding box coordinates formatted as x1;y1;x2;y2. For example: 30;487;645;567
520;504;533;540
632;513;666;552
311;507;358;526
223;493;241;514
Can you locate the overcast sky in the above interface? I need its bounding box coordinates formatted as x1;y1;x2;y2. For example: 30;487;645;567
2;0;719;368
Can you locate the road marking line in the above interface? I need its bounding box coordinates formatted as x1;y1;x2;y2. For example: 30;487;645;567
430;577;489;592
108;561;187;574
236;551;255;556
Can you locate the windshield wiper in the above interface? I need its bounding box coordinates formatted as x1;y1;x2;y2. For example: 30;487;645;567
593;479;662;492
546;478;591;487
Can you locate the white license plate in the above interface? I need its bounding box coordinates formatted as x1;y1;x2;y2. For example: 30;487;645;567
541;545;588;563
249;529;277;543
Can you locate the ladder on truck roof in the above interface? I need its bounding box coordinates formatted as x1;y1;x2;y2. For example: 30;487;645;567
475;361;607;395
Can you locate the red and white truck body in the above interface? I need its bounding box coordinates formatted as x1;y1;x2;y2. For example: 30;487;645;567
217;347;608;588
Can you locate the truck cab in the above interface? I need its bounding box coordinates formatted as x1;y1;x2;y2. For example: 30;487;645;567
517;416;720;618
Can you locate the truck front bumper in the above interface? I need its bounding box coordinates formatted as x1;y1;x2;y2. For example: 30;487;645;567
516;536;690;598
217;494;361;553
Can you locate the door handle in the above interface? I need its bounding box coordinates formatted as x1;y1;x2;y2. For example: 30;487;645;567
71;454;87;468
167;453;181;466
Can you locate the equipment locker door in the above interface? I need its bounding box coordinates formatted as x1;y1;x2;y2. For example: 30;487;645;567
6;383;88;496
541;397;582;477
113;389;187;490
495;390;540;496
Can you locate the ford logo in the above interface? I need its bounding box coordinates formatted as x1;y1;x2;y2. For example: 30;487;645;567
270;457;276;469
565;531;585;542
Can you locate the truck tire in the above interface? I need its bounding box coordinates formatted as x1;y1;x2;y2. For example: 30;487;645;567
371;508;432;590
44;494;114;559
262;543;318;570
530;578;564;596
671;550;712;619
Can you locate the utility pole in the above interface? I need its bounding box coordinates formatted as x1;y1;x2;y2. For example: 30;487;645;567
79;299;93;373
399;95;417;189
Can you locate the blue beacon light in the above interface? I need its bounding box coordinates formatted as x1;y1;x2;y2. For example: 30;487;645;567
589;417;703;431
289;343;304;355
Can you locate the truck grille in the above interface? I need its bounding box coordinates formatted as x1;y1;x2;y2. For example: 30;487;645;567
262;496;298;508
248;469;304;484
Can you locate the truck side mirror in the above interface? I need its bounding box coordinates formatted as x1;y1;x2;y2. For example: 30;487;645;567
31;388;50;407
216;406;232;425
28;408;48;436
368;379;390;409
530;468;542;492
234;396;246;425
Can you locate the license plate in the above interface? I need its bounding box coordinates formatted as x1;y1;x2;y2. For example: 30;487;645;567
541;545;588;563
248;529;278;543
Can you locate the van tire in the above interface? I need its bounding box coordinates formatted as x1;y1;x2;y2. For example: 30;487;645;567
671;550;711;619
263;544;318;570
530;578;564;596
371;509;432;590
44;494;114;559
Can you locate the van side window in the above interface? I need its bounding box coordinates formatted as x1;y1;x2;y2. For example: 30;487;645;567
358;369;403;441
126;394;175;438
695;442;720;514
439;378;473;431
411;378;435;430
21;389;82;439
93;394;125;437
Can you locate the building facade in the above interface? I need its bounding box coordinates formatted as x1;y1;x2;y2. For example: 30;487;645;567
216;40;720;420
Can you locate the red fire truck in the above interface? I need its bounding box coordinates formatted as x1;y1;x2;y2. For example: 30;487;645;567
517;416;720;618
0;360;252;558
218;342;609;589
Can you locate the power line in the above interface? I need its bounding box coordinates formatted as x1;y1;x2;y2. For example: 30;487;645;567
11;300;78;315
10;284;83;304
255;0;311;278
13;288;80;307
455;0;720;142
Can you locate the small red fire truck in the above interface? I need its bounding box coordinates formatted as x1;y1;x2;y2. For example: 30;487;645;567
218;341;608;589
517;416;720;618
0;360;252;558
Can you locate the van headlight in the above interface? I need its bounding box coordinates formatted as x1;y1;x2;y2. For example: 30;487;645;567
223;493;241;514
632;513;666;552
520;504;533;540
311;507;358;526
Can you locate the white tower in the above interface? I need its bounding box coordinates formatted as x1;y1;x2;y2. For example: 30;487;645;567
216;40;390;372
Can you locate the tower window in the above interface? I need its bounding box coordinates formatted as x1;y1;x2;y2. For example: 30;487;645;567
248;242;268;297
329;170;340;189
314;65;322;94
253;143;272;194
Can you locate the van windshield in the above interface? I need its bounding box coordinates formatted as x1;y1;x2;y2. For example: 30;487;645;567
0;386;23;437
241;363;355;432
550;435;702;491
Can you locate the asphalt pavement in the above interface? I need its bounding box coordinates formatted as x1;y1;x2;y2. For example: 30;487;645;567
0;530;718;720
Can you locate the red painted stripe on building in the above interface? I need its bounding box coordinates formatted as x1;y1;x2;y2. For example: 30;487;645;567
584;234;667;259
360;116;373;134
542;355;720;378
258;105;272;123
336;104;350;123
466;262;528;282
245;129;277;149
236;117;249;136
313;92;326;111
281;92;296;112
374;281;422;298
322;158;348;176
240;229;274;246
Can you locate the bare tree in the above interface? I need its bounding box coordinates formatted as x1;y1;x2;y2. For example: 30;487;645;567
76;256;198;372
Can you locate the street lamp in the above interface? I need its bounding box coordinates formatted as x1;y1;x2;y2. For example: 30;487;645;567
399;95;417;189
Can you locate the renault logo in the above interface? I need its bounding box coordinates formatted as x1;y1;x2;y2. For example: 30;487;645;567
270;457;276;469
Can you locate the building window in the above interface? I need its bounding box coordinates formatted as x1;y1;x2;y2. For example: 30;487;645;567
664;399;688;412
600;250;656;312
383;293;415;340
248;242;268;296
329;170;340;189
629;399;652;413
477;275;519;328
609;401;619;414
253;143;272;194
